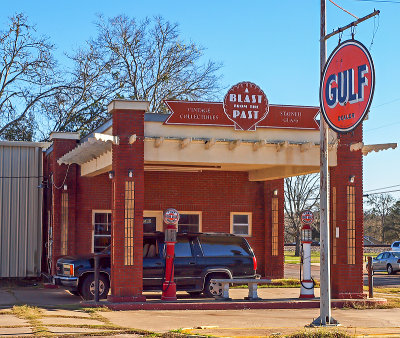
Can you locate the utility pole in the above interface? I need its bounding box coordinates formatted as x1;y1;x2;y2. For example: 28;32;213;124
313;0;336;326
313;1;379;327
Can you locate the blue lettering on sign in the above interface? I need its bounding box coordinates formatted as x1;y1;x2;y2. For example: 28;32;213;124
325;64;369;108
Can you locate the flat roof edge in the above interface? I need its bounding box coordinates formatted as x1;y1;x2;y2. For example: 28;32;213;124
0;141;51;148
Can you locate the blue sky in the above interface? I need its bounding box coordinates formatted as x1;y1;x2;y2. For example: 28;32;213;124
2;0;400;198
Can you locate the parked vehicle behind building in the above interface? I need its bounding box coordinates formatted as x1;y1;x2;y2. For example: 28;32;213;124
391;241;400;251
53;232;257;300
369;251;400;275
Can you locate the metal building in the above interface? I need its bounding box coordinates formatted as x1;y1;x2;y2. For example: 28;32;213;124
0;141;48;277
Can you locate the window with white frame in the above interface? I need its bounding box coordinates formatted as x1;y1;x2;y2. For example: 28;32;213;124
178;212;201;233
230;212;252;236
93;211;112;253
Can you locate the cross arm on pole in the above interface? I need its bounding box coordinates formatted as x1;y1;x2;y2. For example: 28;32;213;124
324;10;380;41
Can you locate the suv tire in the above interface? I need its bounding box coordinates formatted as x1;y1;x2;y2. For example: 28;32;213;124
387;264;394;275
203;273;228;298
80;273;110;300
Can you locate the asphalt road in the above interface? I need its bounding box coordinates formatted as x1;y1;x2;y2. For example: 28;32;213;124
284;263;400;288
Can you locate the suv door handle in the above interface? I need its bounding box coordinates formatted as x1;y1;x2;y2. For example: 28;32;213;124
189;262;195;265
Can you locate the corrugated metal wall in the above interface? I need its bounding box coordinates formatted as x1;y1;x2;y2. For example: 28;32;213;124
0;142;45;277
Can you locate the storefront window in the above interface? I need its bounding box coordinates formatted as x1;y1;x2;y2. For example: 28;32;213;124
230;212;252;236
178;213;200;233
93;212;112;253
143;217;157;233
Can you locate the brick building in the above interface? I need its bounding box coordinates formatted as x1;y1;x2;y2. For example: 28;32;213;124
43;99;365;301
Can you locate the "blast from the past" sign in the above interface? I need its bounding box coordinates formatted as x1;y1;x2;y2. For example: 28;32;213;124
320;40;375;133
223;82;269;131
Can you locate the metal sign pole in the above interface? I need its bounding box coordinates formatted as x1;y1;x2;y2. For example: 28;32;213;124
312;0;337;326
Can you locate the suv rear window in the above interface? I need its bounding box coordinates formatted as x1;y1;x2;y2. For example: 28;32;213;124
175;237;193;257
199;236;251;257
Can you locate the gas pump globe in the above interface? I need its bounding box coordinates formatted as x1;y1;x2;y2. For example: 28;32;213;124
301;225;312;243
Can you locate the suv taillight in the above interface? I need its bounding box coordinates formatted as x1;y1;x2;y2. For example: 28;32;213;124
253;256;257;272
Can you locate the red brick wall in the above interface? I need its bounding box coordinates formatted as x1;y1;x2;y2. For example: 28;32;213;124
45;163;283;279
48;138;78;274
109;107;145;301
264;180;285;279
144;171;284;277
330;124;364;299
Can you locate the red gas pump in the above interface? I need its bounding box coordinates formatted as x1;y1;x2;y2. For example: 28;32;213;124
161;208;179;301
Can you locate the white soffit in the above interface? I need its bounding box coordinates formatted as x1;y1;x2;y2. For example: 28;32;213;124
57;133;120;165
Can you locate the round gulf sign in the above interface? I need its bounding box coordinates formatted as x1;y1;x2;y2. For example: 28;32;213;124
163;208;180;225
320;40;375;133
223;82;269;131
301;210;314;225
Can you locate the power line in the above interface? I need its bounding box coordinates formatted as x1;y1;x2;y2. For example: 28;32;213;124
365;184;400;192
364;189;400;197
329;0;359;18
355;0;400;3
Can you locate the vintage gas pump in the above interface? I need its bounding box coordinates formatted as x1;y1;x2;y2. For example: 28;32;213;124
299;210;315;298
161;208;180;301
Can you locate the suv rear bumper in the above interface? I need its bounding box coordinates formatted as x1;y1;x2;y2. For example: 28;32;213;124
53;275;79;289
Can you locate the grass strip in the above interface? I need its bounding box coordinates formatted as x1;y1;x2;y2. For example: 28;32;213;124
12;305;52;336
287;328;351;337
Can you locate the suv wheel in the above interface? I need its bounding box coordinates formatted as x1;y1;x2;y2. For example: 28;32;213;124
203;274;227;298
80;274;110;300
387;264;394;275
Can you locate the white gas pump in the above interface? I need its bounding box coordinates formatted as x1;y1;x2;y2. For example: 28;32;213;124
300;210;315;298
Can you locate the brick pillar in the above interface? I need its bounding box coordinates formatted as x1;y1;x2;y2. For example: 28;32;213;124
49;132;80;274
330;124;364;299
264;179;285;279
108;100;149;302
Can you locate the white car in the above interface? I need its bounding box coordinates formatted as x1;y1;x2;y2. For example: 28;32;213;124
391;241;400;251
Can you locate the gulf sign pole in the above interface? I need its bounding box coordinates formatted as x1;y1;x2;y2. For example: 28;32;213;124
315;0;377;326
316;0;334;326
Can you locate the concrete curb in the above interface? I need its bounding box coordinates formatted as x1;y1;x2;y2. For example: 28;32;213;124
82;297;387;311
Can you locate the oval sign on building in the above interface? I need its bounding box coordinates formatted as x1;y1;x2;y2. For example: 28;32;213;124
223;82;269;131
320;40;375;133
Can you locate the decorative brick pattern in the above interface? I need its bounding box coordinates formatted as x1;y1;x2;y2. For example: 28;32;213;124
330;124;364;299
263;180;285;279
108;106;145;302
45;138;78;274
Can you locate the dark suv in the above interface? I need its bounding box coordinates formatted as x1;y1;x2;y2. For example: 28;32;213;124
54;232;257;300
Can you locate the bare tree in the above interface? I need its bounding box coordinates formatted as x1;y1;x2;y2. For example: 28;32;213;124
366;193;395;243
0;13;59;140
42;46;116;135
91;15;222;113
42;15;222;136
386;200;400;243
284;174;320;256
1;14;222;140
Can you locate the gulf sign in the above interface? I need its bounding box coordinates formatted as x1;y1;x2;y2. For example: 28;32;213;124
320;40;375;133
223;82;269;131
